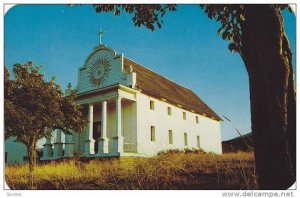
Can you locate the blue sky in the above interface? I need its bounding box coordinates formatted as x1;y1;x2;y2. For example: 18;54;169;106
4;4;296;141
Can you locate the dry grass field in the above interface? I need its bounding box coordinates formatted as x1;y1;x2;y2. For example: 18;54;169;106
5;151;257;190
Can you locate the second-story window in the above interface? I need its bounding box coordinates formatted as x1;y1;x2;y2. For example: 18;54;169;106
150;100;155;110
167;107;172;115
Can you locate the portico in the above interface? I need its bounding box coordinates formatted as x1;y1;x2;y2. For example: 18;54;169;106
42;84;139;160
83;96;127;157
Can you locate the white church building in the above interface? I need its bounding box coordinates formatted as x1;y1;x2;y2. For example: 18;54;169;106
4;38;223;164
41;42;223;160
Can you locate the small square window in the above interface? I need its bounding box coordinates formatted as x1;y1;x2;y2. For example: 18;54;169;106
184;133;188;146
196;116;199;123
169;130;173;144
150;100;155;110
151;126;155;141
183;112;186;120
167;107;172;115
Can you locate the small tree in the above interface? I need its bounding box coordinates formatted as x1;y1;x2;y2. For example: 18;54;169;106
4;61;87;172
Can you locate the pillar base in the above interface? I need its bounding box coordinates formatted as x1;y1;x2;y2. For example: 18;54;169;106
112;136;124;154
53;142;63;159
97;137;109;155
84;139;95;157
64;142;75;157
41;144;53;160
42;143;53;159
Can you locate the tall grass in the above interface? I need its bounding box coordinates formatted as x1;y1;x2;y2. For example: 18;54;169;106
5;152;257;190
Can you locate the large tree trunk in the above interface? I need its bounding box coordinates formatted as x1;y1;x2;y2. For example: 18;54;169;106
241;5;296;189
283;31;296;179
27;136;37;173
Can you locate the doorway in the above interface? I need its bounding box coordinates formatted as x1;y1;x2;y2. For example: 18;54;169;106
93;121;101;153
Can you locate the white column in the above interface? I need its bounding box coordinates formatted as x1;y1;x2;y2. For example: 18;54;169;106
116;97;122;137
113;97;124;154
56;130;62;142
64;132;75;157
102;101;108;139
46;138;51;144
53;129;63;159
85;104;95;156
42;137;52;160
98;100;109;154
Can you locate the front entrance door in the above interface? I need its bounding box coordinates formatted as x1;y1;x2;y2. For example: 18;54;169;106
93;121;101;154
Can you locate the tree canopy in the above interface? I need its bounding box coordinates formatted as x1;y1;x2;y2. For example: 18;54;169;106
90;4;177;31
4;61;87;171
88;4;292;53
5;61;86;141
200;5;291;53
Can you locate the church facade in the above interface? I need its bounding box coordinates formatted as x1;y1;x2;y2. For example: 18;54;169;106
41;43;222;160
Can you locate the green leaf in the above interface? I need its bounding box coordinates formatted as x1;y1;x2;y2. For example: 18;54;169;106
216;15;223;22
240;14;245;21
208;12;212;19
233;34;241;43
228;43;236;52
217;27;224;35
222;31;229;40
157;21;162;28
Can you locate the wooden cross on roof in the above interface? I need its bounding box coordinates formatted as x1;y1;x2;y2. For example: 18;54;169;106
98;28;104;44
